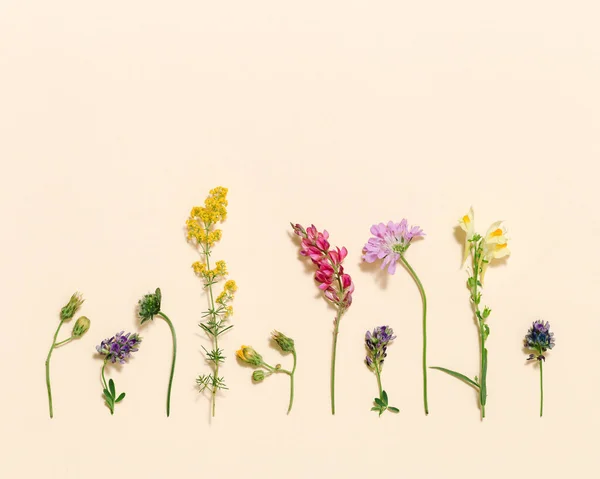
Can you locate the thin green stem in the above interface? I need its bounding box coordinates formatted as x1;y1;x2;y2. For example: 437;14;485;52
45;319;65;418
158;312;177;418
471;243;486;419
399;255;429;416
54;337;74;347
539;359;544;417
287;350;297;414
331;308;342;415
203;233;220;418
375;364;383;397
101;359;113;415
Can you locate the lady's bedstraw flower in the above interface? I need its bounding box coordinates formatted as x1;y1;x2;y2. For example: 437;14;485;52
362;219;430;415
524;320;555;417
45;292;91;418
292;223;353;415
237;330;298;414
432;208;511;420
96;331;142;415
365;326;399;416
187;187;236;417
137;288;178;417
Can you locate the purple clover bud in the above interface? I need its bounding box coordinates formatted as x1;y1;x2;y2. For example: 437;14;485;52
524;320;555;356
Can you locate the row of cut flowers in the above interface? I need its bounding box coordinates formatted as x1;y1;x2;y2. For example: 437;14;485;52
44;187;555;420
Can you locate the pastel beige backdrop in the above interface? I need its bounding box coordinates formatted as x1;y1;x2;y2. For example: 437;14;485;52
1;1;598;478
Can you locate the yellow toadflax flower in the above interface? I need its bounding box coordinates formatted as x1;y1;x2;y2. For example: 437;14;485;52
458;207;475;265
480;221;510;283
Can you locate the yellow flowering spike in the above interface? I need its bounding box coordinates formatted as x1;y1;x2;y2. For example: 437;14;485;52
216;291;227;304
215;260;227;277
224;306;233;318
224;280;237;293
458;207;475;264
192;261;207;276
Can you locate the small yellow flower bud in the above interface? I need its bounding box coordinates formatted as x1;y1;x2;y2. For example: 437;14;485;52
236;345;263;367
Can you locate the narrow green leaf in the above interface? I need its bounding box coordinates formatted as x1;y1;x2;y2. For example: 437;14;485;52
115;392;126;403
374;398;385;407
103;388;111;399
387;406;400;413
381;390;389;405
109;379;116;397
370;407;380;412
430;366;480;390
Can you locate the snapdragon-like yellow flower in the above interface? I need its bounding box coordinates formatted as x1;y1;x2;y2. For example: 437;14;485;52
458;207;475;264
480;221;510;283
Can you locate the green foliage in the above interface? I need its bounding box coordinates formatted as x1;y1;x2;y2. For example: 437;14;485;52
371;390;399;417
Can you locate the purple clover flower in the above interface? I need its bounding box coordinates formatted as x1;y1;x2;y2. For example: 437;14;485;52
96;331;142;364
362;220;425;274
365;325;396;369
524;320;555;360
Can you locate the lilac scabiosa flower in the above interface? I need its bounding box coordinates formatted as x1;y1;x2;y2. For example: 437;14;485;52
524;320;555;360
97;331;142;364
362;220;424;274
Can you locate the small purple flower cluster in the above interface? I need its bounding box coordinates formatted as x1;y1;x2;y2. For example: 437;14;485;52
365;326;396;369
524;320;555;361
96;331;142;364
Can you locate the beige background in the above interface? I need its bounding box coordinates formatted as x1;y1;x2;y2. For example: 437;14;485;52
1;1;599;477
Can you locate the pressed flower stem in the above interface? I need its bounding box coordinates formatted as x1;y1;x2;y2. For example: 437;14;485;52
472;243;487;419
287;350;297;414
539;359;544;417
45;319;65;418
375;364;383;397
54;337;74;347
399;256;429;416
203;233;220;418
158;312;177;418
101;359;113;415
331;309;343;415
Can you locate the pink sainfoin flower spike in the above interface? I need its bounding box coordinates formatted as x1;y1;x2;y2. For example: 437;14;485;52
291;223;354;414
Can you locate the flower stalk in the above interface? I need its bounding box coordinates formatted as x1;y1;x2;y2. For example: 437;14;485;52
291;223;354;415
45;292;89;418
187;187;236;417
524;320;555;417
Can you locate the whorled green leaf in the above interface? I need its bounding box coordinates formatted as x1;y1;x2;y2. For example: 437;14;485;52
387;406;400;413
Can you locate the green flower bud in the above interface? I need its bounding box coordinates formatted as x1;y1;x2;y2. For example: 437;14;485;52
252;370;265;382
138;288;162;324
60;292;84;321
72;316;91;337
271;330;295;352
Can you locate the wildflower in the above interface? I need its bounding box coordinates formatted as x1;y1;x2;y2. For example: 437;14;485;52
362;220;425;274
524;320;555;417
365;326;399;416
45;292;91;418
138;288;162;324
96;331;142;364
236;345;263;367
432;208;511;420
272;330;295;353
60;292;84;321
362;219;429;415
72;316;91;337
291;222;354;414
137;288;178;417
187;187;236;417
239;331;298;413
96;331;141;415
458;207;475;264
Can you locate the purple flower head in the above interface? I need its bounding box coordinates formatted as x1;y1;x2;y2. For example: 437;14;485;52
96;331;142;364
524;320;555;360
365;325;396;369
362;220;425;274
